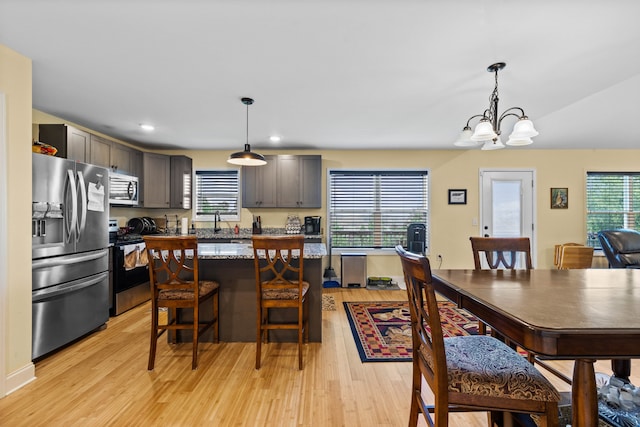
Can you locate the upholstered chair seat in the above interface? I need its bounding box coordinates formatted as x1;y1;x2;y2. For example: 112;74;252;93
438;335;560;402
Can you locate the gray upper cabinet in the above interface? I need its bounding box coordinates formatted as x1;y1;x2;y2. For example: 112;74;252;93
38;124;143;177
38;124;90;163
242;155;321;208
170;155;192;209
297;155;322;208
242;155;278;208
89;134;112;169
142;152;171;208
111;143;143;176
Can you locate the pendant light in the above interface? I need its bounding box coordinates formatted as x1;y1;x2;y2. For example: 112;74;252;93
227;97;267;166
454;62;538;150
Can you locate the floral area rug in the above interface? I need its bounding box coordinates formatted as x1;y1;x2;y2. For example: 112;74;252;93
343;300;479;362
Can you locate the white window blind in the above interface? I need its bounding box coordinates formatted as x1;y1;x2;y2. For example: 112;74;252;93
328;170;429;249
195;170;239;218
586;172;640;247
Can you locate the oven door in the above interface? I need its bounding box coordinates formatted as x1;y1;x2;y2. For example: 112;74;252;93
113;243;149;293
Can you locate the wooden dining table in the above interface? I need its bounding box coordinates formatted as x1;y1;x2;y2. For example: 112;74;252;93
431;268;640;427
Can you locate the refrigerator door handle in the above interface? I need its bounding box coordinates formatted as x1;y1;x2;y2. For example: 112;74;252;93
76;171;88;241
32;271;108;302
32;249;109;270
63;169;78;244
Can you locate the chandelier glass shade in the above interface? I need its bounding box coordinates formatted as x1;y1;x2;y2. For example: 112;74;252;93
454;62;538;150
227;97;267;166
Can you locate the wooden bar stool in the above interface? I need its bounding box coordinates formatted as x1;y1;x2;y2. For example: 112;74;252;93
252;235;309;370
144;235;219;370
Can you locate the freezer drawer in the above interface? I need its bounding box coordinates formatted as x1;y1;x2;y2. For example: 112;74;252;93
32;248;108;292
32;271;109;360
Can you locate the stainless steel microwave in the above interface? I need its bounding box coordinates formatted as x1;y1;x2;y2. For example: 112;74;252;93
109;172;139;206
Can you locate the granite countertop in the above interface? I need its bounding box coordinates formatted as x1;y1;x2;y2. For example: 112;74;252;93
197;242;326;259
196;227;322;241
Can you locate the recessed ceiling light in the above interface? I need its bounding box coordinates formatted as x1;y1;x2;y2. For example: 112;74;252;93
269;135;281;143
139;124;155;131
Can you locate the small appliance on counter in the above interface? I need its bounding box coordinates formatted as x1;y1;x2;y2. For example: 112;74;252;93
304;216;321;235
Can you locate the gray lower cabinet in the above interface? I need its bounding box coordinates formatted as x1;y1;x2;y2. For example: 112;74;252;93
142;152;171;208
170;155;192;209
242;155;321;208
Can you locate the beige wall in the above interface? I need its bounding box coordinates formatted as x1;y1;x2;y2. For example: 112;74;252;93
1;44;34;386
184;148;627;277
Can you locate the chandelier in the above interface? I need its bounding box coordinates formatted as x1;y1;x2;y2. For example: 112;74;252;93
454;62;538;151
227;97;267;166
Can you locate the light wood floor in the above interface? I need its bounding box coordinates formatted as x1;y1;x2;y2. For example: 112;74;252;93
1;287;637;426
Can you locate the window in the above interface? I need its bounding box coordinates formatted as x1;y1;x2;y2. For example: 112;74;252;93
586;172;640;247
194;170;239;220
328;170;429;250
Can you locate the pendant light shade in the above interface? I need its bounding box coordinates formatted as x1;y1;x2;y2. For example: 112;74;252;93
227;97;267;166
227;143;267;165
481;137;505;151
471;118;498;141
509;118;539;139
453;126;478;147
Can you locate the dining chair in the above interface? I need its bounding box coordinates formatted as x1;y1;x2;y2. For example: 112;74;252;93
395;246;560;427
252;235;309;370
469;236;532;337
470;236;533;270
557;245;594;269
143;235;219;370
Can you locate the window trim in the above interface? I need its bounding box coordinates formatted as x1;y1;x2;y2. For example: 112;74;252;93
193;168;240;222
326;168;430;253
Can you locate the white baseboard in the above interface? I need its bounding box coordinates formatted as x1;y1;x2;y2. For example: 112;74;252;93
4;362;35;396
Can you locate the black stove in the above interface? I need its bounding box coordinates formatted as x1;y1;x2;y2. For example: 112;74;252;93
114;233;144;245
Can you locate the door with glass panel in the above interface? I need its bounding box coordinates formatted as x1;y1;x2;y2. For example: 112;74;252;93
479;169;535;268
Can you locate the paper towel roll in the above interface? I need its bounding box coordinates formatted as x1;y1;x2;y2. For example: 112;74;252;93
181;218;188;235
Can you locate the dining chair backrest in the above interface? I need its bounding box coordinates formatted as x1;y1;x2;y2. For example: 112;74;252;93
395;246;447;396
470;236;533;269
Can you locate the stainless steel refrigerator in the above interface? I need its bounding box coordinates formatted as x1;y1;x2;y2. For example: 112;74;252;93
31;153;110;359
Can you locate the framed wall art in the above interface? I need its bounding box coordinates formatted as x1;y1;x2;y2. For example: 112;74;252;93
448;189;467;205
551;187;568;209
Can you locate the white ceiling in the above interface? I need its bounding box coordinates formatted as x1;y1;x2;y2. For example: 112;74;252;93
2;0;640;151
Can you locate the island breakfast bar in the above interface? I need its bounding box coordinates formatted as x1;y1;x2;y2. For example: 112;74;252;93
180;242;326;343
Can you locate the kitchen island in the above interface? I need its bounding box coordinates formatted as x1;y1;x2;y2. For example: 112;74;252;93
180;241;326;343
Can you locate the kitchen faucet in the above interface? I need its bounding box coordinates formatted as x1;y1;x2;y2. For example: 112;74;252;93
214;211;221;233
